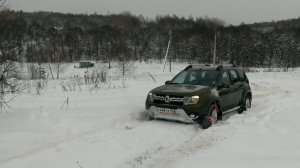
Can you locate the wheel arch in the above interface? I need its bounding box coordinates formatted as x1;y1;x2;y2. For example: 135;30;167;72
246;91;252;100
208;99;222;120
209;98;221;111
214;100;221;112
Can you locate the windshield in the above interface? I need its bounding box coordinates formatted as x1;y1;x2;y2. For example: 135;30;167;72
171;70;219;86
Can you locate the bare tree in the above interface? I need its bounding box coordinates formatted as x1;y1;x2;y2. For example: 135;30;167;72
114;41;135;76
0;2;21;111
116;54;135;76
47;27;65;79
0;61;19;111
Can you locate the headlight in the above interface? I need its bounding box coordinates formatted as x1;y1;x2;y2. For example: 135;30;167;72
148;92;154;102
183;95;199;105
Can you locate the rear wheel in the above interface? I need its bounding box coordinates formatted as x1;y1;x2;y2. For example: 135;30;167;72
245;97;251;109
202;104;219;129
238;95;251;114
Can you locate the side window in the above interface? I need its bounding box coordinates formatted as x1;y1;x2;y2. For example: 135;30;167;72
221;71;231;85
229;70;239;83
188;71;197;82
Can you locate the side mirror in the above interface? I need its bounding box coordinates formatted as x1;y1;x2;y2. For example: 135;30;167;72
165;80;171;85
219;83;230;89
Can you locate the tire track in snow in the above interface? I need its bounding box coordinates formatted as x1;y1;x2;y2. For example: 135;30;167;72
123;124;226;168
0;112;145;164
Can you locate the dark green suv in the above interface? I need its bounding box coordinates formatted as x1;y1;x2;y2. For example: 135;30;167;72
145;65;252;129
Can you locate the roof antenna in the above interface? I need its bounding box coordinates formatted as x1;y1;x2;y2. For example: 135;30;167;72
213;30;217;66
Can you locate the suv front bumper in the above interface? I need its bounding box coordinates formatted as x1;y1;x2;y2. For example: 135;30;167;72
147;106;196;124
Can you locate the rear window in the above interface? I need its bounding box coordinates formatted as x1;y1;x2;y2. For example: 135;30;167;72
237;70;245;80
237;70;249;83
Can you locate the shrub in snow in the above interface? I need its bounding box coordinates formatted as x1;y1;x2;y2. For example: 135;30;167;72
0;61;23;111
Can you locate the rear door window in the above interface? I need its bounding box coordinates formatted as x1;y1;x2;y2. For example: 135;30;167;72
229;70;240;84
221;71;231;86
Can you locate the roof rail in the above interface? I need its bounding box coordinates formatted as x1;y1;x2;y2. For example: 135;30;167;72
216;65;223;71
188;64;213;69
185;64;237;71
220;64;236;67
184;65;192;70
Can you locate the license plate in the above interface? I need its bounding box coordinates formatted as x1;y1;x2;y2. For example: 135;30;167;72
155;108;176;116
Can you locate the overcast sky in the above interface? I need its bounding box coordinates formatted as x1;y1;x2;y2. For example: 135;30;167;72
7;0;300;25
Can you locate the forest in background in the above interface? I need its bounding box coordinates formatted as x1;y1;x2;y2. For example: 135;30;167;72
0;10;300;69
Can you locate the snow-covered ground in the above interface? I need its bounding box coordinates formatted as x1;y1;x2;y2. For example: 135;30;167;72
0;62;300;168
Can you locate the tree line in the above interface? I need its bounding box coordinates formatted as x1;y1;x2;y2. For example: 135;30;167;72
0;10;300;69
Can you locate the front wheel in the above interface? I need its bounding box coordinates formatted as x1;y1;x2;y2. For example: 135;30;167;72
148;114;154;121
202;104;219;129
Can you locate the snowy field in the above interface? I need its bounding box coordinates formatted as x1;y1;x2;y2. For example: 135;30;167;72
0;62;300;168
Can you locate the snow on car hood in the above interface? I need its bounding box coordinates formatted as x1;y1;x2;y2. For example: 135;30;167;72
151;84;212;96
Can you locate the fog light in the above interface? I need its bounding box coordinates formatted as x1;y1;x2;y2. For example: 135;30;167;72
148;92;154;102
190;114;195;118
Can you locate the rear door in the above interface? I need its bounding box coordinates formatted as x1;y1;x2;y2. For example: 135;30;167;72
228;69;243;107
218;71;235;111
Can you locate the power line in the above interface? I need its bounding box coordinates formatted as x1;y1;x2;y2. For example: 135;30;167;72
0;0;7;8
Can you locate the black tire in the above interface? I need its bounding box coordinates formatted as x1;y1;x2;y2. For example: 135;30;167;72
202;104;219;129
148;114;154;121
202;116;212;129
238;95;251;114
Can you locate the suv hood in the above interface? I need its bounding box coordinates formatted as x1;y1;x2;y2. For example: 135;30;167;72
151;84;212;96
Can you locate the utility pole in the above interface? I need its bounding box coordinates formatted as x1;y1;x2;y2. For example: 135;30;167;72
163;30;172;72
213;31;217;66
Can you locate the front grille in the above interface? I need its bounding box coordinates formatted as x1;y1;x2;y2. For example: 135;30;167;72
153;99;184;106
153;94;184;106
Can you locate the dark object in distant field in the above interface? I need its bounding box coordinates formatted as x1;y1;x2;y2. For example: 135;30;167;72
75;61;95;68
